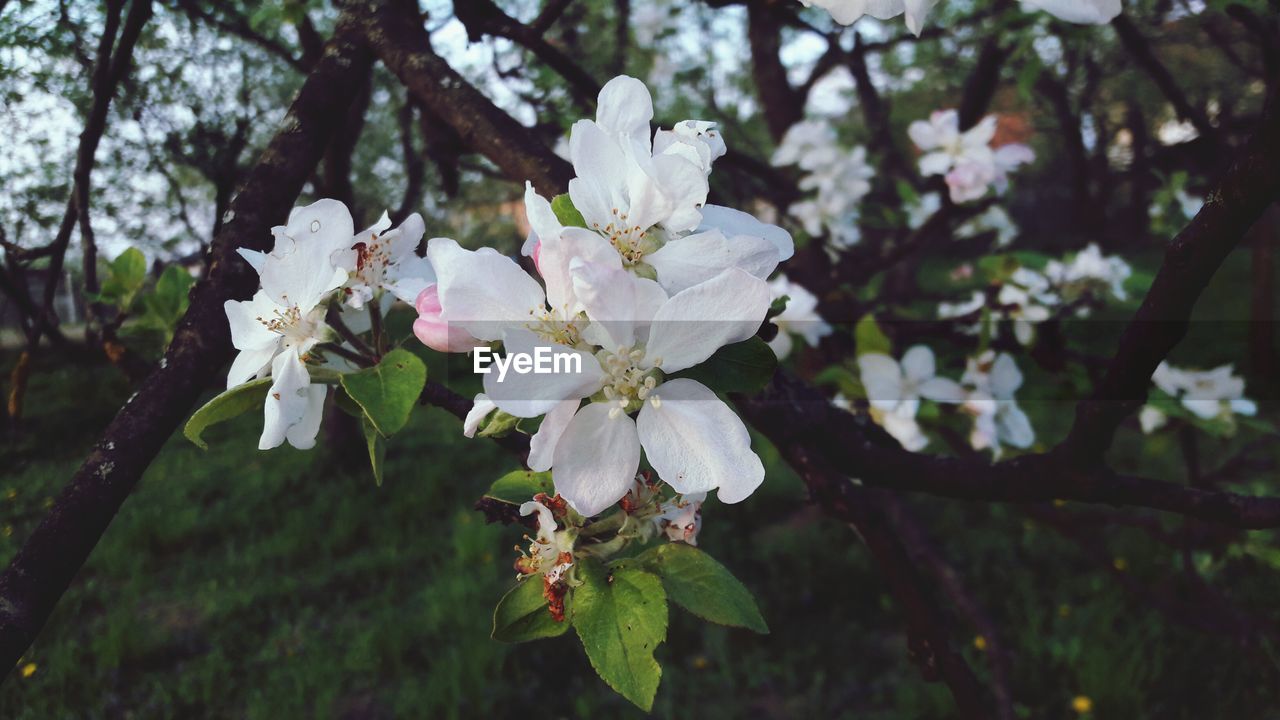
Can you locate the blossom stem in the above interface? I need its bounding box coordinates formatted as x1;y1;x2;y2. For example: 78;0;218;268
325;304;377;362
367;297;384;356
317;342;374;369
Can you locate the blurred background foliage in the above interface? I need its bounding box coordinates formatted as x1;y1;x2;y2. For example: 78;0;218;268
2;0;1279;717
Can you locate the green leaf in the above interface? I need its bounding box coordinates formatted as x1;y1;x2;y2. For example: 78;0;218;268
813;365;866;400
338;349;427;437
551;193;587;228
854;314;891;357
671;337;777;394
485;470;555;505
361;415;386;486
636;543;768;634
572;558;667;711
492;578;571;643
766;295;790;321
98;247;149;310
184;378;272;449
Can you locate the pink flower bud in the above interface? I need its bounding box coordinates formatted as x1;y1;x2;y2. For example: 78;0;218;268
413;285;481;353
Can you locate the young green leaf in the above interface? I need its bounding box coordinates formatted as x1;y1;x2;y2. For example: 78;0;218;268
551;193;587;228
854;314;892;357
492;578;571;643
572;558;667;711
637;543;768;634
485;470;555;505
361;415;386;486
338;349;427;437
670;336;778;394
184;378;272;449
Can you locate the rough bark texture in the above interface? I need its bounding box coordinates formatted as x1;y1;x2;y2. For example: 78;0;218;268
355;0;573;197
0;17;374;679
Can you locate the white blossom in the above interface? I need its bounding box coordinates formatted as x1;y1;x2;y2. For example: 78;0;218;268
225;200;352;450
522;76;792;295
909;111;1033;203
798;0;1121;34
1151;362;1257;421
768;275;833;359
962;351;1035;456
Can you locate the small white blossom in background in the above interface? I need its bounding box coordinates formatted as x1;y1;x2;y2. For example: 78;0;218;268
773;120;874;249
937;270;1058;347
857;346;966;450
768;275;833;360
962;351;1035;457
798;0;1120;35
1043;243;1132;307
907;192;1019;247
1141;362;1258;432
909;111;1034;203
998;268;1057;346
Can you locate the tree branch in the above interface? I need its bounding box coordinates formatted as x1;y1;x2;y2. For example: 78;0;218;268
355;0;573;196
737;372;1280;529
0;15;374;680
1060;83;1280;464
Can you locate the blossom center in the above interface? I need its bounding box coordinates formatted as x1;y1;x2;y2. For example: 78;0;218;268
525;309;584;347
593;208;658;265
596;346;663;417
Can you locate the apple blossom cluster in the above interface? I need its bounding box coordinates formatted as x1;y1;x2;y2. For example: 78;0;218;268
1140;362;1258;434
797;0;1122;36
857;346;1034;456
511;475;707;623
416;76;792;518
907;192;1019;247
938;244;1132;346
909;110;1035;203
222;201;432;450
772;120;875;248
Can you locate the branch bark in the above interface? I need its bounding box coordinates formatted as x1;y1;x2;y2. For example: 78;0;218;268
1060;84;1280;464
737;372;1280;529
0;15;374;680
355;0;573;196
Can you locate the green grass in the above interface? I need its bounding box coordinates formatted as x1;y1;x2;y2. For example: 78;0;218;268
1;326;1278;717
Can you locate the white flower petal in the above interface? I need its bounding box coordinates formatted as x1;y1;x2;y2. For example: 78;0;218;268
426;237;546;341
647;229;780;295
596;75;654;141
918;377;966;404
636;379;765;502
463;393;498;438
483;329;603;418
529;399;580;472
226;345;278;390
857;353;905;407
643;268;771;373
224;290;284;352
260;199;352;311
284;383;327;450
259;350;313;450
996;403;1035;449
697;204;794;261
900;345;937;384
552;402;642;517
